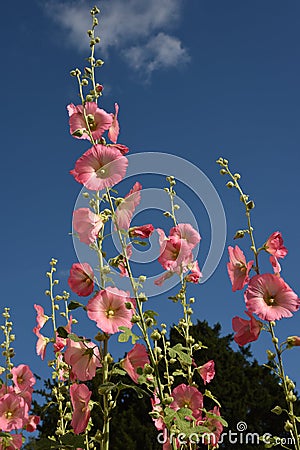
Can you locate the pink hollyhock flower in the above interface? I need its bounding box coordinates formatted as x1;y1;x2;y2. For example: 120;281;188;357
71;144;128;191
64;339;101;382
122;343;150;383
198;360;215;385
11;364;35;393
0;393;28;431
227;246;253;291
68;262;94;297
170;384;203;420
270;255;281;275
0;434;23;450
115;182;142;230
203;406;223;447
25;415;40;432
67;102;112;140
265;231;288;259
157;229;193;273
70;383;92;434
232;311;262;346
73;208;103;245
87;287;134;334
108;103;120;143
186;261;202;283
169;223;201;249
33;327;48;360
107;143;129;155
34;304;48;330
245;273;300;321
129;224;155;239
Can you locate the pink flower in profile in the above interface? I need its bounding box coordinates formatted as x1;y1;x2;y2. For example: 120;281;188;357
64;338;101;381
34;304;48;330
227;246;253;291
33;327;48;360
108;103;120;143
170;384;203;420
25;415;40;432
70;383;92;434
0;434;23;450
198;360;215;385
67;102;112;140
70;144;128;191
245;273;300;321
202;406;223;447
169;223;201;249
122;344;150;383
11;365;35;393
270;255;281;275
150;392;165;431
265;231;288;259
232;311;262;346
129;224;155;239
0;393;28;431
87;287;134;334
68;263;94;297
115;182;142;230
186;261;202;283
73;208;103;245
154;271;174;286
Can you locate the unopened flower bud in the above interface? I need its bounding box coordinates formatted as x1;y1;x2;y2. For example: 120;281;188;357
226;181;234;189
95;84;104;93
150;330;161;341
271;405;282;415
219;169;227;175
266;350;276;361
284;420;293;432
96;59;104;66
287;336;300;348
131;315;141;323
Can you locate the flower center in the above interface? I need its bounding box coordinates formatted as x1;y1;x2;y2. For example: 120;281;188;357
106;309;115;318
5;411;13;419
264;295;276;306
96;167;106;178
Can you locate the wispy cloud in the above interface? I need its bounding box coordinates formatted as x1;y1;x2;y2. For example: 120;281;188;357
44;0;189;76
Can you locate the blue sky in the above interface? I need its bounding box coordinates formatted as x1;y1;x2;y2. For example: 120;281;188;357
1;0;300;399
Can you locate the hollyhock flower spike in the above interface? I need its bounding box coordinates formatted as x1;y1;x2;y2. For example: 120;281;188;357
87;287;135;334
115;182;142;230
232;311;262;346
265;231;288;259
108;102;120;143
67;102;113;140
71;144;128;191
198;360;215;385
227;245;253;291
68;262;94;296
70;383;92;434
73;208;103;245
122;343;150;383
245;273;300;321
64;338;101;381
170;383;203;420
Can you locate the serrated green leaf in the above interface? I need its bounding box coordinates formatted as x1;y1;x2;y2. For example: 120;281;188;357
67;333;84;342
98;382;117;394
118;326;140;344
168;343;192;365
111;367;127;376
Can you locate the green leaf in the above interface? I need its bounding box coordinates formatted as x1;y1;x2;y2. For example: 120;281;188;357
118;326;140;344
56;326;68;339
98;382;117;394
111;367;127;376
67;333;85;343
117;382;148;398
68;301;84;310
168;343;192;365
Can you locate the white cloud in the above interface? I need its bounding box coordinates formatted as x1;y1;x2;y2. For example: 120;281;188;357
45;0;189;75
